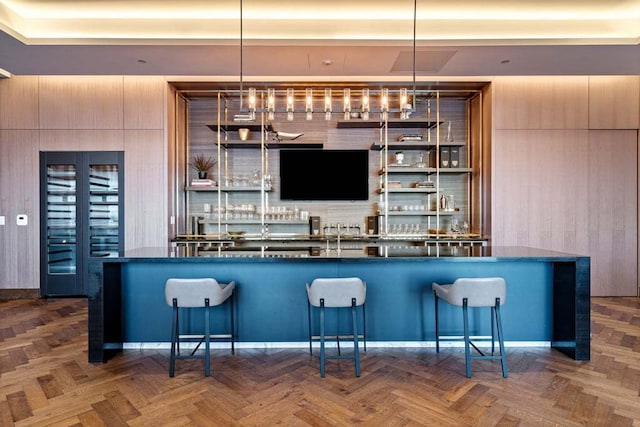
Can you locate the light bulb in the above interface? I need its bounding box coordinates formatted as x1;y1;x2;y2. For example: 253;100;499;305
248;87;256;120
305;88;313;120
380;88;389;121
267;88;275;121
400;88;409;120
343;88;351;120
286;88;294;121
324;88;332;120
361;88;370;120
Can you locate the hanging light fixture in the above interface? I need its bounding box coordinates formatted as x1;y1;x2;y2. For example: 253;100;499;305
248;87;257;120
267;88;276;120
361;88;370;120
380;88;389;121
343;88;351;120
399;87;409;120
286;88;295;121
305;88;313;120
324;88;332;120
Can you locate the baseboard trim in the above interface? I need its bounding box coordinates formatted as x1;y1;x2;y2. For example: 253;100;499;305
0;289;40;300
123;341;551;350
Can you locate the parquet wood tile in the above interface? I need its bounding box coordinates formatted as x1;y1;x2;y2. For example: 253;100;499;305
1;297;640;426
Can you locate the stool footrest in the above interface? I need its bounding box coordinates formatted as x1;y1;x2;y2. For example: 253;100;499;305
179;334;232;339
310;334;364;340
326;355;358;360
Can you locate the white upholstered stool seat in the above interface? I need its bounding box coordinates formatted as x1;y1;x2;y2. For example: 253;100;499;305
165;278;235;377
306;277;366;378
432;277;508;378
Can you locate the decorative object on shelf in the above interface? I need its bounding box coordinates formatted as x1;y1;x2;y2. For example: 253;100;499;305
398;134;423;142
446;121;454;142
440;147;450;168
190;154;217;179
395;151;405;164
238;128;250;141
272;131;303;141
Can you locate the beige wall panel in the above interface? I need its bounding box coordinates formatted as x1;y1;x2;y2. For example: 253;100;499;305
123;77;166;130
0;76;39;130
493;77;589;130
39;76;124;130
588;130;637;296
589;76;640;130
0;130;40;289
39;130;124;151
492;130;590;257
124;130;167;249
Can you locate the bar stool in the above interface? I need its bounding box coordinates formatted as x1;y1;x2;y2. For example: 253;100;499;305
306;277;366;378
164;278;235;377
432;277;508;378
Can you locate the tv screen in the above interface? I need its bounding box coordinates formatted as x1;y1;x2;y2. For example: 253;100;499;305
280;149;369;201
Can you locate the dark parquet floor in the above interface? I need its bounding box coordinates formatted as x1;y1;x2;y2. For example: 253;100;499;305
1;297;639;426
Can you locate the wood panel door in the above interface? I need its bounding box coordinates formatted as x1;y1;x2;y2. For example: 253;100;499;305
588;130;638;296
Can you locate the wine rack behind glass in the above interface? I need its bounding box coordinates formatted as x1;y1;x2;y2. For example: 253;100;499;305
89;164;120;257
46;165;78;274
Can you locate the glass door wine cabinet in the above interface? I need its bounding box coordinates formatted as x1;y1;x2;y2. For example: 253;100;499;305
40;151;124;296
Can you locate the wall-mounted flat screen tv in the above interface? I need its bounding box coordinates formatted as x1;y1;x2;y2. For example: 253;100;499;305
280;149;369;201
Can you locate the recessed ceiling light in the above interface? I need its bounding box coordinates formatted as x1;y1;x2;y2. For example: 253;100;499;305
137;59;147;64
500;59;510;64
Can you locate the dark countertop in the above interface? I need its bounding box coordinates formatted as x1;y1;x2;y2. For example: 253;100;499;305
93;246;589;263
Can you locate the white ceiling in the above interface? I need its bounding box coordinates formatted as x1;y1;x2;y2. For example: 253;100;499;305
0;0;639;78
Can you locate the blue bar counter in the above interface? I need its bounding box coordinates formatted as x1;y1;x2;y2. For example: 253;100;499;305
87;246;590;363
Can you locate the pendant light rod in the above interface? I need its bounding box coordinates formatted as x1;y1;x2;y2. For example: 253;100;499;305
239;0;244;111
412;0;417;110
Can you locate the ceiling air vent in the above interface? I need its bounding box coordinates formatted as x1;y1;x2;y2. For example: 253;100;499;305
390;50;456;73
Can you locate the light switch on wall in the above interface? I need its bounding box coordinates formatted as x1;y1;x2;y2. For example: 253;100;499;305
17;214;28;226
0;215;5;226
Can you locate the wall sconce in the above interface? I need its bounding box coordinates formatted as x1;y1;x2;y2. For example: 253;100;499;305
324;88;332;120
380;88;389;121
286;88;295;121
248;87;256;120
399;87;409;120
361;88;370;120
267;88;276;121
305;88;313;120
343;88;351;120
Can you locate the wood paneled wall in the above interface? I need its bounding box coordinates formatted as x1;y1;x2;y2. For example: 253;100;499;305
492;76;640;296
0;76;169;290
589;76;640;130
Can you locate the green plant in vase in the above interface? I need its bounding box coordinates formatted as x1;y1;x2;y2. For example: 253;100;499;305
190;154;216;179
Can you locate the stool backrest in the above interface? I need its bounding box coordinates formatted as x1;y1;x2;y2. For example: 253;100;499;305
306;277;366;307
165;278;234;308
449;277;506;307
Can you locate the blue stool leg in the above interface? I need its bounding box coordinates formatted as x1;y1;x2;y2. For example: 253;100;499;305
170;299;178;377
434;290;440;353
495;298;508;378
204;298;211;377
362;303;367;353
491;306;496;354
320;298;326;378
230;292;235;355
463;298;472;378
352;298;361;377
307;301;313;355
